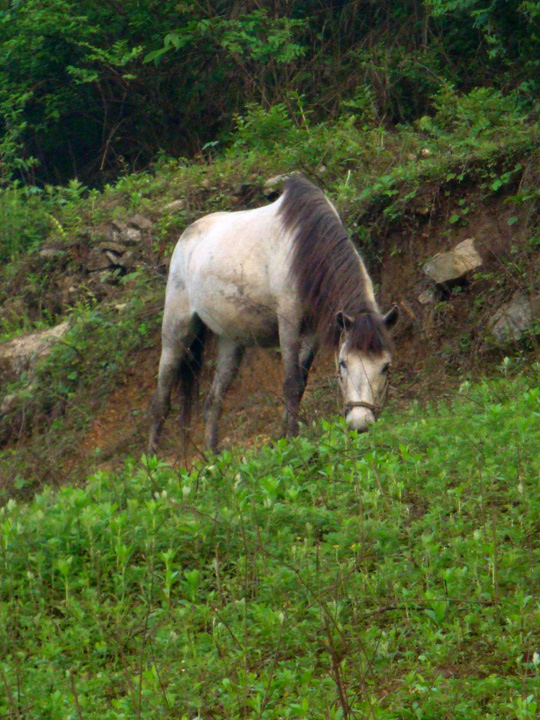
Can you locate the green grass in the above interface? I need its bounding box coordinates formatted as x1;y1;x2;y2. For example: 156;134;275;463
1;374;539;719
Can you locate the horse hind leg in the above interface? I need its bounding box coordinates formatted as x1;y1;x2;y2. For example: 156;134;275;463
203;337;244;453
148;309;202;455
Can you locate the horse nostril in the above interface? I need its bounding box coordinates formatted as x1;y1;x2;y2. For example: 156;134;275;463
353;425;369;435
345;413;373;433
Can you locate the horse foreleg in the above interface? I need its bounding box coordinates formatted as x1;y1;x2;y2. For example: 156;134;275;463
278;318;304;437
203;338;244;453
300;334;319;387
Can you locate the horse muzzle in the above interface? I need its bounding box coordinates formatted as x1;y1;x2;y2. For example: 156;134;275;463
343;400;379;432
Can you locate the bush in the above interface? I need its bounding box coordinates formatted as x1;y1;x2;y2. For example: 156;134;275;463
0;185;52;260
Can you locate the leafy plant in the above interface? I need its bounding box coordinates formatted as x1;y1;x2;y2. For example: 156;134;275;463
1;375;539;718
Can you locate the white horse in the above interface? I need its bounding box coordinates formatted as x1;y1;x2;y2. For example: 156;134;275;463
149;177;398;453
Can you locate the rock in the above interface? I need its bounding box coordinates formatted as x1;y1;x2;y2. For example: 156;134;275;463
105;250;122;265
263;171;301;198
98;241;128;254
39;246;65;260
232;183;257;198
128;214;153;231
123;227;142;245
487;292;540;344
111;220;128;234
161;199;186;214
0;393;17;415
424;238;483;286
86;247;113;272
115;250;135;269
418;287;440;305
0;321;70;378
86;224;115;243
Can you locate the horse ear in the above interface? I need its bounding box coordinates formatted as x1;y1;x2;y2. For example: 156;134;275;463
383;305;399;331
336;311;354;331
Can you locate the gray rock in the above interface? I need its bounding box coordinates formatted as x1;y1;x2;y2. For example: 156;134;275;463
105;250;122;265
86;247;113;271
111;220;128;234
123;227;142;245
161;199;186;214
0;393;17;415
128;214;153;231
39;247;65;260
98;241;128;254
424;238;483;285
487;292;540;344
116;250;135;269
0;321;70;377
418;287;440;305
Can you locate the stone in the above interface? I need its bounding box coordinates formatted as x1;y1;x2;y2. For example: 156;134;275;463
0;321;70;377
0;393;17;415
86;247;113;271
128;214;153;231
86;249;108;271
105;250;122;265
98;241;127;254
39;246;65;260
418;287;440;305
424;238;483;285
115;250;135;269
123;227;142;245
487;292;540;344
111;220;128;233
87;224;115;243
161;199;186;214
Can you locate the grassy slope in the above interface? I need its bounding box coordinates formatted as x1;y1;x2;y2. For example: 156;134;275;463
1;375;539;719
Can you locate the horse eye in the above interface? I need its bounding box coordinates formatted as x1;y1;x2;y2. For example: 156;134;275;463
381;362;391;374
339;359;347;371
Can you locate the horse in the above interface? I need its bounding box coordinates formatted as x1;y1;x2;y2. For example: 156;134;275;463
149;176;398;454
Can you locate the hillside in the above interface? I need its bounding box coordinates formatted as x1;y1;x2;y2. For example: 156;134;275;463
1;0;539;490
0;97;539;492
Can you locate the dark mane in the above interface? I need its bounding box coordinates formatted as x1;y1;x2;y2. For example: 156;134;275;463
279;177;390;352
346;312;393;354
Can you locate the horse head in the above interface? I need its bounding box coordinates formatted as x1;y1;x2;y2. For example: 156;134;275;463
336;307;399;432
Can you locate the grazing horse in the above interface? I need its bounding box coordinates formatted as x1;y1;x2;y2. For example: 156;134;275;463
149;177;398;454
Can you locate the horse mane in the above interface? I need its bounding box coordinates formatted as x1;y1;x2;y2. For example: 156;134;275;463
279;176;391;352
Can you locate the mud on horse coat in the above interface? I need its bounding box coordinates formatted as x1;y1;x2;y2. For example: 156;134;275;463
149;177;398;454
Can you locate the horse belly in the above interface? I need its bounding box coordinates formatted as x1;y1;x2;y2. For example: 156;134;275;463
182;208;293;345
193;277;280;346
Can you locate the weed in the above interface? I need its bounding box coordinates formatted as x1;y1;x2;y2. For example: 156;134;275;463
1;375;539;718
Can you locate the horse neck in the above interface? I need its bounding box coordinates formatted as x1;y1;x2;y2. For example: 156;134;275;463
355;252;379;314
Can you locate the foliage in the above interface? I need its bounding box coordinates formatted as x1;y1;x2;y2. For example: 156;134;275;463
1;375;539;718
0;184;52;260
0;0;539;185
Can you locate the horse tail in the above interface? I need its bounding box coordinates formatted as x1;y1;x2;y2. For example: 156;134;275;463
178;320;207;429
